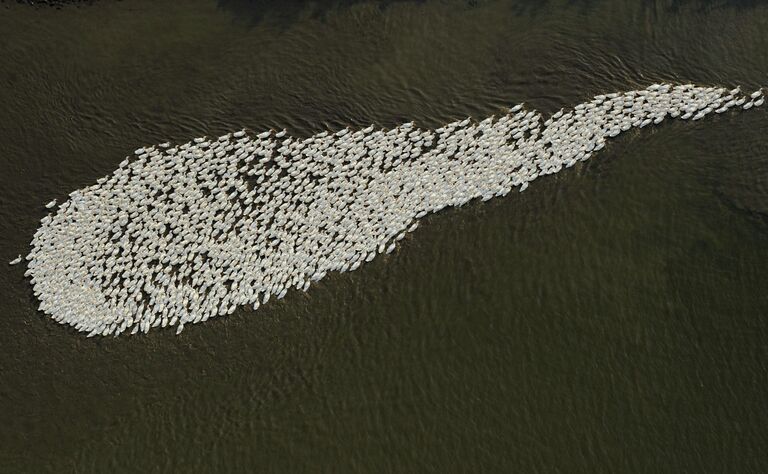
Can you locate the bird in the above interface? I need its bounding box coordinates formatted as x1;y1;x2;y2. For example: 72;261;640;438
23;82;762;337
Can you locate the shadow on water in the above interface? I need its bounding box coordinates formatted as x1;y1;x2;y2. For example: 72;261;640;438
214;0;556;24
216;0;427;27
663;0;765;12
7;0;763;22
533;0;764;16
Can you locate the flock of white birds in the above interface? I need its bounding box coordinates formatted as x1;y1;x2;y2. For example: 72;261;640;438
8;83;764;336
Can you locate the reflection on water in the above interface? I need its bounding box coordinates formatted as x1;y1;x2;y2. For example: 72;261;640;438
1;0;767;472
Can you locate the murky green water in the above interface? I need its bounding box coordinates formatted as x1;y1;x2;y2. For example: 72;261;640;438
1;0;767;471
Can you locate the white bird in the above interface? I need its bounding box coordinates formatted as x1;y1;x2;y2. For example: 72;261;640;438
9;255;22;265
45;199;56;209
22;82;760;337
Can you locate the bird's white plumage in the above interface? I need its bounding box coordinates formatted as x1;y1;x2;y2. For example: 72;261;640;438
20;83;763;336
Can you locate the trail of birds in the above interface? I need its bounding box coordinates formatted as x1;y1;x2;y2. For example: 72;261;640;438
10;83;764;336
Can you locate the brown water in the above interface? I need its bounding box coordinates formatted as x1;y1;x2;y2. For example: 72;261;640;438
1;0;767;471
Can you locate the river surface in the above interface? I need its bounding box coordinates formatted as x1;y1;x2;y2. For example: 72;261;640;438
1;0;767;472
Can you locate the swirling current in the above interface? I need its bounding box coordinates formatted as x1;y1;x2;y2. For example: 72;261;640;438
17;83;764;336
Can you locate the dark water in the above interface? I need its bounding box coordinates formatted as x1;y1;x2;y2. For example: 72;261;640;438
1;0;768;471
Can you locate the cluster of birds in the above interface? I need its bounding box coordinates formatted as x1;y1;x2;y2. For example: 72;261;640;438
10;83;764;336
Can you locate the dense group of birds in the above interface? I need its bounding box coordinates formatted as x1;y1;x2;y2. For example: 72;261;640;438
9;83;764;336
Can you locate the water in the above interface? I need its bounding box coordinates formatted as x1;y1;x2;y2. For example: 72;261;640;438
1;0;767;471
